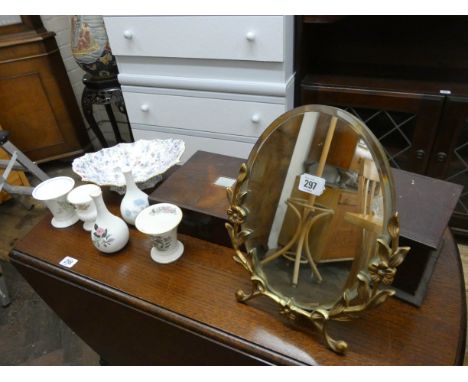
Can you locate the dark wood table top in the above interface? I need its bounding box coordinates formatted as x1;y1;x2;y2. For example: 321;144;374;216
10;192;467;365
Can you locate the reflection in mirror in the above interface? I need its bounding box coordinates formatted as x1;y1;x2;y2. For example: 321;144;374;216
241;106;392;310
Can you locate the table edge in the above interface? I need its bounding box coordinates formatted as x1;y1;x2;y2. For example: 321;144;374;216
450;230;467;365
9;248;312;366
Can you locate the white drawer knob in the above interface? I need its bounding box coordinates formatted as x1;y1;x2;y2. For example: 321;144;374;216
140;104;149;112
123;30;133;40
246;31;256;42
251;114;260;123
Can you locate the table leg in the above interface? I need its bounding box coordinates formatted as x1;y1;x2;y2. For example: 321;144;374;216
0;265;11;307
82;90;109;148
99;357;110;366
105;104;123;143
116;95;134;143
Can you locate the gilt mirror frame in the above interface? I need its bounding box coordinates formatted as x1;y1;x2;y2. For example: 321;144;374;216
225;105;410;354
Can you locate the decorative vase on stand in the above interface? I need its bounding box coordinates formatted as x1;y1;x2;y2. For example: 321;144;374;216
71;15;118;79
120;169;149;225
90;188;129;253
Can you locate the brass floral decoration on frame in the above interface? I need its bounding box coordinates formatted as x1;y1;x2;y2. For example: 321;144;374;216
225;164;410;355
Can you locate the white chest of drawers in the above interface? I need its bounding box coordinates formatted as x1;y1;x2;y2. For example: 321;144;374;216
104;16;295;162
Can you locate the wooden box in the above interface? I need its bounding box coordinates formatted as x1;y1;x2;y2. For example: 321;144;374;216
149;151;462;306
149;151;244;247
391;169;462;306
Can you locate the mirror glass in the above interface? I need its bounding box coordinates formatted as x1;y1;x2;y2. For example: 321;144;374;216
241;105;395;310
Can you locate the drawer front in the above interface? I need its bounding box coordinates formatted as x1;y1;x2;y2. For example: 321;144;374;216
104;16;284;62
132;128;254;163
124;92;285;138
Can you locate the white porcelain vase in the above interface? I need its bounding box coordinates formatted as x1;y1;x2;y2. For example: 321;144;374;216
67;184;101;231
32;176;79;228
135;203;184;264
120;169;149;225
90;188;129;253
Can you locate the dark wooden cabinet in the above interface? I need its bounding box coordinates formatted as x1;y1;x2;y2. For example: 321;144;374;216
302;75;445;174
426;96;468;234
0;16;89;162
297;16;468;234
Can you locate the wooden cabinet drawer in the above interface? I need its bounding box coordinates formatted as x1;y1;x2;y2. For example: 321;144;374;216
132;127;254;163
123;92;285;138
104;16;285;62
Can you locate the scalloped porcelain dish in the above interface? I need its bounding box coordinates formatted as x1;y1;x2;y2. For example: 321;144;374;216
72;139;185;191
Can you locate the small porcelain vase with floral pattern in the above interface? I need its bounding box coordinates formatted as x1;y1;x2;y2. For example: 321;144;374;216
90;188;129;253
120;169;149;225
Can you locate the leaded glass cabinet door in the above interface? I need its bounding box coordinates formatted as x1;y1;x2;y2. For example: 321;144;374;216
301;80;444;175
427;96;468;235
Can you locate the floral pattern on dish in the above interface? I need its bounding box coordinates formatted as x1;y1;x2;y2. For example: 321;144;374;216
72;139;185;187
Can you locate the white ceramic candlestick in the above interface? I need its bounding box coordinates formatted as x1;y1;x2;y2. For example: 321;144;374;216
67;184;101;231
90;188;129;253
120;169;149;225
135;203;184;264
32;176;79;228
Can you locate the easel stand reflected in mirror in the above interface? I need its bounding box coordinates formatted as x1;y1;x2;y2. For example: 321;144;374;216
261;116;338;286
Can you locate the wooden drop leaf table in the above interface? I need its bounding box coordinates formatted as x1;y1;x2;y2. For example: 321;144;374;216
9;191;467;365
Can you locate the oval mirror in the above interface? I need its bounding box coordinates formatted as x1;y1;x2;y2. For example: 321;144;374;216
226;105;410;354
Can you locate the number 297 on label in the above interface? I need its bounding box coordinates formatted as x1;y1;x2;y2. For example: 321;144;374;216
298;173;326;196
